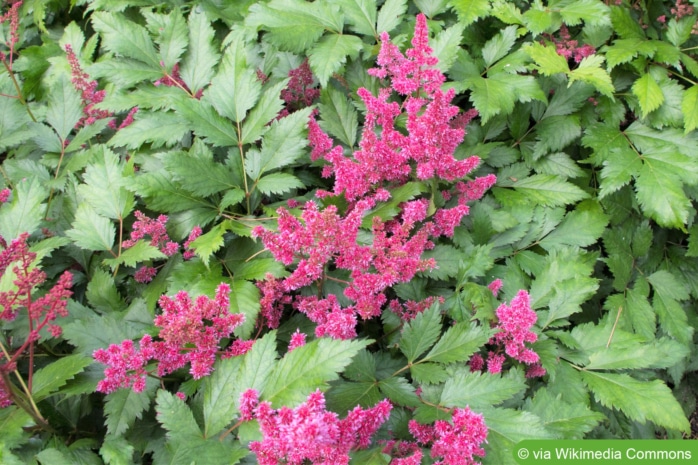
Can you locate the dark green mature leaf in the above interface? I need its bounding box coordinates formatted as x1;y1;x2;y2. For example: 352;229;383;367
32;355;92;401
164;143;240;197
483;407;555;465
441;369;526;410
246;0;327;53
399;302;442;363
526;388;604;439
318;86;359;147
0;177;47;240
410;362;449;385
309;34;363;86
100;435;136;465
91;12;160;68
156;390;202;441
46;74;82;141
378;377;420;407
240;79;289;145
635;160;691;229
127;170;211;213
540;200;609;249
423;323;492;364
66;204;115;251
482;26;517;68
495;174;589;207
682;85;698;133
104;383;155;436
256;173;304;195
419;244;461;281
179;9;219;94
231;280;261;340
143;8;188;69
580;371;690;432
173;97;238;147
0;407;32;449
568;55;614;98
263;338;369;407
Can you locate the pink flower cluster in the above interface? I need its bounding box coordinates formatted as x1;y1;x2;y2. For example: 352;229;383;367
0;1;22;69
108;106;138;131
94;283;245;393
124;211;200;283
239;388;392;465
0;188;10;203
1;233;73;407
550;25;596;64
407;407;488;465
64;44;113;128
154;62;203;98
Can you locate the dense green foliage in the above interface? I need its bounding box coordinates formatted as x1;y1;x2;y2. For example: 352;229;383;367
1;0;697;463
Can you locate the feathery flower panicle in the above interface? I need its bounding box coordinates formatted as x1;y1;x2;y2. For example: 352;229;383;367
0;188;10;203
492;290;539;365
409;406;488;465
288;329;307;352
64;44;112;127
0;1;22;69
94;284;245;393
240;388;391;465
278;59;320;119
123;211;179;256
182;226;202;260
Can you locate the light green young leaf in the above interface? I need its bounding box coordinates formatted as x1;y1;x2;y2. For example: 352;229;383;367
681;85;698;133
635;162;691;229
246;0;326;53
309;33;363;86
103;240;166;270
263;338;370;407
524;42;570;76
495;174;589;207
580;371;690;432
399;302;442;363
335;0;377;36
540;200;609;249
632;73;664;118
91;12;160;67
468;75;517;122
179;9;219;94
483;407;554;465
206;40;262;123
523;7;552;36
142;8;188;69
31;354;93;402
190;221;229;265
79;146;134;220
482;25;517;68
231;279;261;340
66;203;115;252
318;86;358;147
568;54;615;98
156;390;202;441
376;0;408;33
46;74;82;141
0;177;47;240
109;111;189;149
559;0;610;26
441;369;526;410
449;0;491;27
100;435;136;465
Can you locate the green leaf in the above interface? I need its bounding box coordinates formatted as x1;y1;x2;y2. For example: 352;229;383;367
240;79;288;145
423;322;492;364
173;97;238;147
246;107;312;179
468;75;516;123
523;7;552;36
104;384;155;436
441;369;526;410
610;5;646;40
78;146;134;220
540;200;609;249
335;0;377;36
526;388;604;439
0;177;47;240
256;173;304;196
378;377;420;407
410;362;449;385
143;8;188;69
559;0;610;26
653;293;693;345
585;336;688;370
35;449;72;465
155;390;202;441
376;0;407;34
263;338;369;407
31;354;92;402
449;0;491;27
482;26;517;68
533;115;581;159
632;73;664;118
0;407;32;449
318;86;359;147
568;55;615;98
91;12;160;68
66;204;115;252
179;9;219;94
431;23;464;73
484;407;554;465
495;174;589;207
647;270;690;301
203;332;277;437
580;371;690;432
635;161;691;228
419;244;461;281
309;33;363;86
103;240;166;270
681;85;698;133
231;279;261;340
399;302;442;363
246;0;327;53
189;221;229;265
126;171;210;213
108;111;189;149
100;435;136;465
206;40;262;123
45;74;82;141
524;42;570;76
164;144;240;197
598;147;641;198
623;284;657;340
